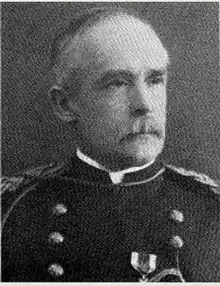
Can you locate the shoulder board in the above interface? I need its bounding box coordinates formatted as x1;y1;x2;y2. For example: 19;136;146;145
1;161;65;196
165;164;220;195
1;162;66;226
17;161;65;178
1;176;24;194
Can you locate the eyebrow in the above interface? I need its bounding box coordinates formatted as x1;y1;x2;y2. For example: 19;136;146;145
94;67;168;88
94;70;135;88
144;68;168;79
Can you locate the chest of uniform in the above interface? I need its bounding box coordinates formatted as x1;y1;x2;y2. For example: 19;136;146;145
4;178;219;281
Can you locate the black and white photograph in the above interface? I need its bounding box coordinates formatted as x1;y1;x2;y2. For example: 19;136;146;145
1;2;220;282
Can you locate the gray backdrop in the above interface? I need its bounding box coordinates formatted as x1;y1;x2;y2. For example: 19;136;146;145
2;2;220;178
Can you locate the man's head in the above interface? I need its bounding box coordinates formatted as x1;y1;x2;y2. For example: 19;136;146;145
49;7;169;171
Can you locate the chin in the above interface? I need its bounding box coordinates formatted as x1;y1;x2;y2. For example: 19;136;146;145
121;139;164;165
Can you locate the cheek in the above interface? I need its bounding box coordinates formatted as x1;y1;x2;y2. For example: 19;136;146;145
94;91;128;120
103;95;128;123
79;90;129;130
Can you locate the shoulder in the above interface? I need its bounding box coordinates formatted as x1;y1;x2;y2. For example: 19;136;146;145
164;164;220;199
1;162;65;194
1;162;65;222
163;164;220;242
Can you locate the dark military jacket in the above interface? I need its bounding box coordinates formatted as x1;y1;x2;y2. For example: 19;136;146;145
1;155;220;282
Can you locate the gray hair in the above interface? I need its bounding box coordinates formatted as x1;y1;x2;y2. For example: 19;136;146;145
51;6;169;88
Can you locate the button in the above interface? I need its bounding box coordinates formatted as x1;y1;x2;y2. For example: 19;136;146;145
170;210;184;223
48;263;64;277
52;204;67;215
49;232;64;244
170;235;184;248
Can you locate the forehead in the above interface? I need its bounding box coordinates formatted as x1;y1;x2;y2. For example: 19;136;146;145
63;14;169;81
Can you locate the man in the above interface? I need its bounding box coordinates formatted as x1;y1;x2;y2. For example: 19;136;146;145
1;6;220;282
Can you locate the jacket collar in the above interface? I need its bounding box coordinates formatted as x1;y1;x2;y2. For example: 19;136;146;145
76;148;157;184
61;151;165;186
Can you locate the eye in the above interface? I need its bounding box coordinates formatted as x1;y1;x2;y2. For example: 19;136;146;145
148;75;164;85
104;79;128;89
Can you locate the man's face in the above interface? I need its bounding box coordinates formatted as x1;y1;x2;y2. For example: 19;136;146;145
67;14;168;169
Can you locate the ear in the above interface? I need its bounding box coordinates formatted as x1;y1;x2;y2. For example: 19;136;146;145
48;85;79;122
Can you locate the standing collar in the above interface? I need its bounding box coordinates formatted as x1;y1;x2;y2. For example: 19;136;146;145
76;148;157;184
60;150;165;186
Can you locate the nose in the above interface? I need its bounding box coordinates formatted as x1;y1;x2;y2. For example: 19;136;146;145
129;83;153;118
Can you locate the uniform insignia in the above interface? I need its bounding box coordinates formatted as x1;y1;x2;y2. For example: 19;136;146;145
1;176;24;194
21;162;63;178
1;162;66;229
166;165;219;188
1;162;64;196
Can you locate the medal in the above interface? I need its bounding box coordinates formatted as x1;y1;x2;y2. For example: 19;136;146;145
131;252;157;282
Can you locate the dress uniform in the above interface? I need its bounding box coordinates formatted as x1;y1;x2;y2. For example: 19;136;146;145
1;150;220;282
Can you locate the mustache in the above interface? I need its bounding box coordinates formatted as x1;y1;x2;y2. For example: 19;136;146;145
120;117;164;142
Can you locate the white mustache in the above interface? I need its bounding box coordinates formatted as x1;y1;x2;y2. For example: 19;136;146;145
131;118;162;137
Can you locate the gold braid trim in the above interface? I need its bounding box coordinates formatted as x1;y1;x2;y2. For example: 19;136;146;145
166;165;219;188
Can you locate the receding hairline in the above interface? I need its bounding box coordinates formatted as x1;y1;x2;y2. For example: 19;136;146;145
52;7;157;67
51;7;169;86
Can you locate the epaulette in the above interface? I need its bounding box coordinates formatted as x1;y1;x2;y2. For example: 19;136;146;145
17;161;65;178
1;176;25;194
165;164;220;196
1;161;65;196
1;162;66;227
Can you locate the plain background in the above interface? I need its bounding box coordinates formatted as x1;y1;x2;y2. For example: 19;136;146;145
2;2;220;178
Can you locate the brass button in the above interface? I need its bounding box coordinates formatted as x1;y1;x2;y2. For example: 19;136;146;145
170;210;184;223
48;263;64;277
52;204;67;215
49;232;64;244
170;235;184;248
